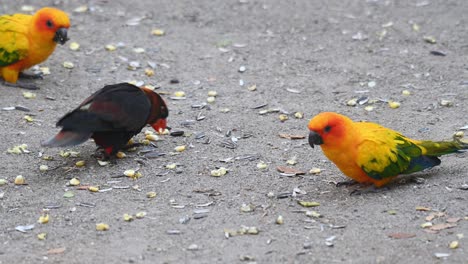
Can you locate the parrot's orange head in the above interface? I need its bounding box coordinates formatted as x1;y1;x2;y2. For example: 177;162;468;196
141;87;169;133
33;7;70;45
307;112;352;148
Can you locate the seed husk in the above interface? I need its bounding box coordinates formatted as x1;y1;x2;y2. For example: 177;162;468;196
388;101;401;109
75;160;86;167
96;223;109;231
174;145;186;152
146;191;157;198
211;167;228;177
88;186;99;192
123;214;134;222
37;233;47;240
69;42;80;51
152;29;165;36
14;175;25;185
38;214;49;224
276;215;284;225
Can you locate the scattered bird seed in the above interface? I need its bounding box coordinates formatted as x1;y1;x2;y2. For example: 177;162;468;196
73;5;88;13
37;233;47;240
63;191;74;198
294;112;304;119
402;90;411;96
211;167;228;177
69;178;80;186
276;215;284;225
123;214;134;222
14;175;25;185
440;100;453;107
388;101;401;109
421;222;433;228
23;115;34;122
75;160;86;167
128;61;141;70
449;241;459;249
279;114;288;122
96;223;109;231
174;145;186;152
69;42;80;51
38;214;49;224
23;92;36;99
347;98;357;106
146;191;157;198
88;186;99;192
423;36;436;44
309;167;321;174
151;29;165;36
298;201;320;207
257;161;268;170
21;5;35;12
105;44;117;51
207;96;216;103
63;61;74;69
248;84;257;91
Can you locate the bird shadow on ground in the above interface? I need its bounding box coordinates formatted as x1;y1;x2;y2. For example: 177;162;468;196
333;169;443;196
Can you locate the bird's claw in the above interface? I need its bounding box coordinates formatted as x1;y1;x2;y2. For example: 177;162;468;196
349;185;389;196
335;179;359;187
19;72;44;80
3;80;40;90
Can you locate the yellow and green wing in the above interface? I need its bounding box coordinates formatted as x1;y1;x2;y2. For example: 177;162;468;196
0;14;30;66
356;124;440;180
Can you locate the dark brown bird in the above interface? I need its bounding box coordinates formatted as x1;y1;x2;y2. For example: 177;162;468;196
42;83;168;157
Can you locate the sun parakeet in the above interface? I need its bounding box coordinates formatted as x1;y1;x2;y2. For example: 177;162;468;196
308;112;468;187
0;7;70;89
42;83;169;158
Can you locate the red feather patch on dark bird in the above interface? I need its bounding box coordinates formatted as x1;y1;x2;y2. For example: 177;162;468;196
42;83;168;156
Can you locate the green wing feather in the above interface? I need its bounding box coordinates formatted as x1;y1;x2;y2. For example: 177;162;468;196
0;14;30;66
355;122;468;180
356;124;429;180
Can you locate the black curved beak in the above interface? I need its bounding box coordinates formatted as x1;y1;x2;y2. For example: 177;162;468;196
308;131;323;148
53;28;69;45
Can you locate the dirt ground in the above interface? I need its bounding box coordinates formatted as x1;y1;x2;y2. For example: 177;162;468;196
1;0;467;263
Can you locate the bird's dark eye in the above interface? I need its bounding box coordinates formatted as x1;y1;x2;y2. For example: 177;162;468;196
324;125;332;133
46;19;54;28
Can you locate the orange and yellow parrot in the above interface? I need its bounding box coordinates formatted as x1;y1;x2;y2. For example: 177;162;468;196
308;112;468;187
0;7;70;90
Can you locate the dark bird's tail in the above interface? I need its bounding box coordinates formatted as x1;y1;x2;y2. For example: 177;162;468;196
41;130;92;147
